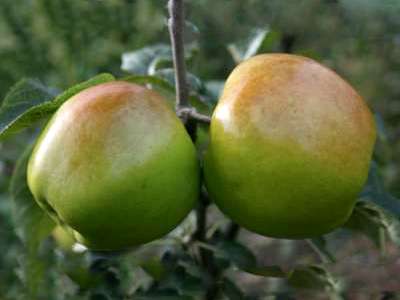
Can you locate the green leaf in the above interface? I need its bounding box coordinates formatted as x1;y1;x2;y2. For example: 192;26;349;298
121;44;198;76
385;213;400;247
204;80;224;103
306;237;336;263
122;74;212;113
123;74;175;92
183;21;200;44
0;73;115;140
157;270;205;298
353;158;400;246
146;68;213;112
0;79;57;139
215;240;257;270
9;144;56;298
134;280;196;300
361;161;400;217
227;28;270;64
288;265;342;294
62;254;101;290
132;295;193;300
374;113;388;143
148;56;174;75
220;278;246;300
259;30;282;52
242;265;287;278
345;201;386;248
48;73;115;113
121;44;172;75
153;68;204;94
213;240;286;278
125;70;207;105
345;201;400;248
141;258;167;281
10;144;55;246
89;293;110;300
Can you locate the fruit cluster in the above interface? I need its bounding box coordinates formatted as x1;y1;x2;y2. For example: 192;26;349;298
27;54;376;250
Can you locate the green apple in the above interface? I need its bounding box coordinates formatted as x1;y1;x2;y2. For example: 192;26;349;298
28;81;199;250
204;54;376;239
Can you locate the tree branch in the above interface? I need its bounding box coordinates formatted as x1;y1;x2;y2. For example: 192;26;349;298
177;107;211;124
168;0;190;111
167;3;218;299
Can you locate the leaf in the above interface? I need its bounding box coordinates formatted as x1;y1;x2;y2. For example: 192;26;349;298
121;44;172;75
360;161;400;217
122;74;212;112
141;258;167;281
10;144;55;246
220;278;246;300
215;240;257;270
136;272;198;299
259;30;282;52
306;237;336;263
153;68;204;94
123;74;175;92
121;44;198;76
0;79;58;139
0;73;115;140
374;113;388;143
89;294;110;300
9;144;56;298
345;201;386;248
213;240;286;278
47;73;115;112
148;56;174;76
242;265;287;278
183;21;200;44
167;211;197;244
227;28;270;63
345;201;400;248
288;265;342;294
242;28;269;60
157;268;205;298
60;252;101;291
384;213;400;246
354;162;400;249
204;80;224;103
132;295;193;300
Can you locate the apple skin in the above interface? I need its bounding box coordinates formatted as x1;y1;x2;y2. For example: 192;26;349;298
28;81;199;250
204;54;376;239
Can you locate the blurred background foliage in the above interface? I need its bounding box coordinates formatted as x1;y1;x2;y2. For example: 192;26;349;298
1;0;400;299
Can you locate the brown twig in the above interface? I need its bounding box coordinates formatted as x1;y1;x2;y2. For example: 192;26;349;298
168;0;189;111
167;0;210;139
177;107;211;124
167;2;225;298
